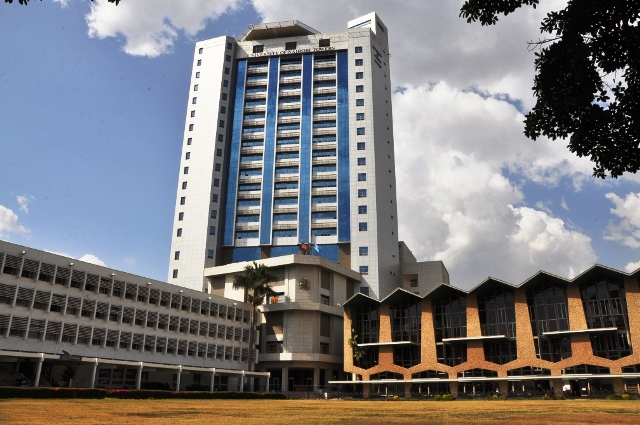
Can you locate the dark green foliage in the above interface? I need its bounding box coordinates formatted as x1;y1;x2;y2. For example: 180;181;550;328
108;390;287;400
460;0;640;178
0;387;108;399
232;261;278;370
0;386;286;400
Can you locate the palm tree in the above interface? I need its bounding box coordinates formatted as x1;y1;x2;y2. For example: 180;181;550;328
232;261;278;374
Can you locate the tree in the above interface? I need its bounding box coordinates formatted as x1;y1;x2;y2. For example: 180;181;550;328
348;335;364;364
460;1;640;178
6;0;121;5
232;261;278;374
61;365;77;388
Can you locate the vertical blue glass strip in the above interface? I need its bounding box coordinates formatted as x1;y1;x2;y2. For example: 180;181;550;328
259;57;279;245
298;54;313;243
222;59;247;246
337;50;351;242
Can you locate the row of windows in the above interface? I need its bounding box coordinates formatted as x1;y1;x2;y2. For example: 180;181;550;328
0;314;249;361
0;255;234;315
177;53;233;274
0;281;248;323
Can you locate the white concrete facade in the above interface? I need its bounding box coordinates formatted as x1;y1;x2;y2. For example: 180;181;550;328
0;240;261;389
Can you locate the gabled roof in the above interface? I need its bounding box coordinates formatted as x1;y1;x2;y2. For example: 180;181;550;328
343;263;636;307
239;21;320;42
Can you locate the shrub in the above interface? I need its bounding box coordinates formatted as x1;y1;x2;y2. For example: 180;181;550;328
0;387;108;399
108;390;286;400
442;394;455;401
621;393;633;400
433;394;442;401
606;394;623;400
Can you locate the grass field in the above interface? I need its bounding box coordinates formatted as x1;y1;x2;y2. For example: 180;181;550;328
1;398;639;424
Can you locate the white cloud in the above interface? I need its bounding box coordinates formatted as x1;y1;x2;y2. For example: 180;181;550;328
79;254;107;267
86;0;243;57
604;192;640;248
560;197;569;211
16;195;33;214
252;0;570;110
0;205;29;238
124;256;137;266
625;260;640;273
53;0;70;8
393;83;596;287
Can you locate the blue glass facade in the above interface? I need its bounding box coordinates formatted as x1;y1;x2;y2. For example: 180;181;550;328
232;247;261;263
337;50;351;243
298;54;313;243
222;59;247;246
220;51;349;265
259;57;280;245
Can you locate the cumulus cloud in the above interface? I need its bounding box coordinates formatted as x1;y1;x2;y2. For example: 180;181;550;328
16;195;33;214
604;192;640;248
252;0;571;109
86;0;243;57
79;254;107;267
393;83;596;287
625;260;640;273
53;0;70;8
0;205;29;238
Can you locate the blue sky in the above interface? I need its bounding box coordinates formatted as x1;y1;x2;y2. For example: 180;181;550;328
2;0;640;288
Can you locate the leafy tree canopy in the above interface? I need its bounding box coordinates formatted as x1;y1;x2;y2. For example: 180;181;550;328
6;0;121;5
232;261;278;307
460;0;640;178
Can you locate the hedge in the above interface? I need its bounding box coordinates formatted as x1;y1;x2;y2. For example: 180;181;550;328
0;387;108;399
0;387;286;400
109;390;286;400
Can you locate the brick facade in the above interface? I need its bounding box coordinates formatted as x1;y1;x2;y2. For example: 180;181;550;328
343;266;640;396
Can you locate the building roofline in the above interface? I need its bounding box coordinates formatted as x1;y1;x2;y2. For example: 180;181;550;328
238;20;320;42
204;254;362;281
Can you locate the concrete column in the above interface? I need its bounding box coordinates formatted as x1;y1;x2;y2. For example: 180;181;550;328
267;372;270;392
175;366;182;392
551;378;563;394
135;363;143;390
363;383;371;398
282;367;288;392
240;370;245;392
90;359;98;389
210;368;216;392
313;367;320;390
33;354;44;387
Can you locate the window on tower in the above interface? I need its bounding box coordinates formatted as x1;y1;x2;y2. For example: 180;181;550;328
253;45;264;54
285;42;297;50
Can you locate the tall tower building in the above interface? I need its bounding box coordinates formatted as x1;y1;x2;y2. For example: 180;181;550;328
168;12;401;299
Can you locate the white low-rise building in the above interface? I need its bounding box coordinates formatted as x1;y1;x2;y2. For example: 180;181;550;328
0;240;267;391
